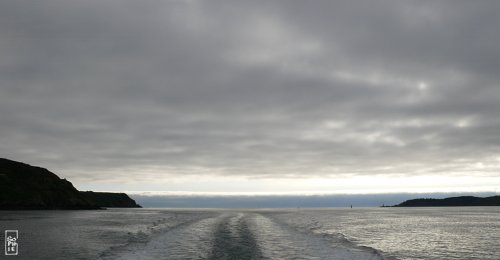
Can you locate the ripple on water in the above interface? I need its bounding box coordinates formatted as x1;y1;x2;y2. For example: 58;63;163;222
99;214;220;260
208;213;263;260
100;212;387;260
247;213;385;260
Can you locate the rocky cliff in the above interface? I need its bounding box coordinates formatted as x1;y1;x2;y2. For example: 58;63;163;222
80;191;141;208
0;158;141;209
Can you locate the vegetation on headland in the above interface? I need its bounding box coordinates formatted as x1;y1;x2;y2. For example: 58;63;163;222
392;196;500;207
0;158;141;209
80;191;141;208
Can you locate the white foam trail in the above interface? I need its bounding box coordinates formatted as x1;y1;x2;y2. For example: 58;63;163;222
100;212;388;260
100;216;219;260
248;214;385;260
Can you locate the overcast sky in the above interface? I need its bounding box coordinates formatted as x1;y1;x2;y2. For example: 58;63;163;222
1;0;500;194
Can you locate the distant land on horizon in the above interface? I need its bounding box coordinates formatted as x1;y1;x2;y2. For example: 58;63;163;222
393;196;500;207
0;158;141;210
2;158;499;209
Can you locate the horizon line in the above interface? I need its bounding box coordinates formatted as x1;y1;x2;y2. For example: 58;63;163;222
119;190;499;197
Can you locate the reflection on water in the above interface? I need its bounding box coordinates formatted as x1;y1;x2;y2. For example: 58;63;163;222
269;207;500;260
0;207;499;259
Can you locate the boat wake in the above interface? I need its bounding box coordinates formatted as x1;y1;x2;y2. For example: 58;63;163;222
99;212;389;259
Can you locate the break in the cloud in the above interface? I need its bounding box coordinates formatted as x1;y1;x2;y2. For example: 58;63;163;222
1;0;500;193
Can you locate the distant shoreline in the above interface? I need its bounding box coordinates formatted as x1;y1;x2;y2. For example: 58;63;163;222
392;196;500;207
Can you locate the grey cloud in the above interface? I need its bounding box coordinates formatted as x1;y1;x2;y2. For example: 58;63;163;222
1;0;500;185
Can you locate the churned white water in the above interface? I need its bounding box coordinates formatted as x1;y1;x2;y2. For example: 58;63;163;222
0;207;499;259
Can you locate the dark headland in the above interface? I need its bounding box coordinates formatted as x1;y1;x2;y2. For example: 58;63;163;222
0;158;141;210
393;196;500;207
80;191;141;208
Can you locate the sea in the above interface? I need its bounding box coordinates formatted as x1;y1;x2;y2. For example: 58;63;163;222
0;207;499;259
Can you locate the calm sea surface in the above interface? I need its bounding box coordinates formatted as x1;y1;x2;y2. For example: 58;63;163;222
0;207;499;259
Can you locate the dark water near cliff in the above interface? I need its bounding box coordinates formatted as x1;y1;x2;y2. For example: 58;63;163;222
0;207;499;259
